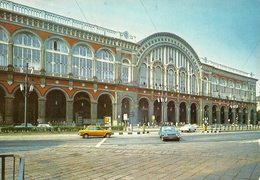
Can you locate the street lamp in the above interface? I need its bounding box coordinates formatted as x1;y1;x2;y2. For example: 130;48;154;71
20;63;34;128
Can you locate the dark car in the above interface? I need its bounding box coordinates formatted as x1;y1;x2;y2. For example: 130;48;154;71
15;123;35;128
158;126;181;141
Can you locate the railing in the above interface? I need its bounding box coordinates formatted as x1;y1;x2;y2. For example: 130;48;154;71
201;57;254;78
0;0;136;42
0;154;25;180
207;124;260;132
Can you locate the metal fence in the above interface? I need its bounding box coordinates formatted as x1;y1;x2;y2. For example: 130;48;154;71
0;154;24;180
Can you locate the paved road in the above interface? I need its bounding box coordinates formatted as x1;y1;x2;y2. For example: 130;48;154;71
0;131;259;180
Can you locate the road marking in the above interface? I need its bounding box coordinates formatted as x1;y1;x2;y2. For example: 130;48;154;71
95;138;107;147
239;139;260;145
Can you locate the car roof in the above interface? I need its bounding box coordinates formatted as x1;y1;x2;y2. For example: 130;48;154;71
162;126;176;130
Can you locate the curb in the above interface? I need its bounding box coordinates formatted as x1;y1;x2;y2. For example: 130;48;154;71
113;131;150;135
202;130;221;133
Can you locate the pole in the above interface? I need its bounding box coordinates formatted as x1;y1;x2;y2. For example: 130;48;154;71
24;63;28;128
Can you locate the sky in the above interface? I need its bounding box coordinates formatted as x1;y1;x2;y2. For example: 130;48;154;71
11;0;260;94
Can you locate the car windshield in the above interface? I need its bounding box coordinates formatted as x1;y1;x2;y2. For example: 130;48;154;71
162;127;176;131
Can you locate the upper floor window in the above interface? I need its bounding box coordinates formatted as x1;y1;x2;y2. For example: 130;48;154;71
180;71;186;92
122;59;130;82
72;45;93;77
96;49;114;80
227;80;234;98
167;69;175;89
242;83;247;100
45;39;68;74
139;63;147;85
96;50;113;61
13;33;40;69
0;29;8;66
211;76;218;96
219;78;226;97
202;77;208;95
191;74;196;94
155;66;162;86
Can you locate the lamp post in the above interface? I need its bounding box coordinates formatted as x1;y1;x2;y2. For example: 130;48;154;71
20;63;34;128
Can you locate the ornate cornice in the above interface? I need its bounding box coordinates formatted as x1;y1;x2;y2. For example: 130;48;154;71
0;10;139;51
202;63;257;82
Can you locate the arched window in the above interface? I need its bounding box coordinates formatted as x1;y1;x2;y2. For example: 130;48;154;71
180;72;186;92
139;63;147;85
219;78;226;98
191;74;196;94
0;28;8;66
167;69;175;88
155;66;162;86
45;39;68;74
72;45;93;77
122;59;130;82
242;83;247;100
227;80;234;99
235;82;241;99
96;49;114;80
13;33;40;69
212;76;218;96
202;77;208;95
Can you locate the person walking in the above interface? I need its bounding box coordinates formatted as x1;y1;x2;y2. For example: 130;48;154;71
142;123;145;134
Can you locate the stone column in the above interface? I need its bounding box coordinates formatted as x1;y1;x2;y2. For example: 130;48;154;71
231;109;236;124
40;48;45;70
196;107;201;126
175;106;179;124
148;103;154;125
66;99;74;124
162;102;167;122
224;109;229;124
68;52;72;74
186;107;190;124
216;109;220;124
8;42;13;65
5;95;14;125
91;101;98;124
208;107;212;125
130;104;139;125
238;109;243;124
38;97;46;123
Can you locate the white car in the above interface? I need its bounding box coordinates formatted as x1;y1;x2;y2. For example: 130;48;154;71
180;124;196;132
37;124;52;128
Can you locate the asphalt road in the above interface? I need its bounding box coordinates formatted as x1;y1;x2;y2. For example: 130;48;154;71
0;131;259;180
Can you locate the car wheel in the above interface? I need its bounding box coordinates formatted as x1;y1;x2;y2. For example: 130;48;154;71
83;134;89;139
105;133;111;138
188;129;191;133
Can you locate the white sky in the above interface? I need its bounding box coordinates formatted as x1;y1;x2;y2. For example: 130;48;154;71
11;0;260;94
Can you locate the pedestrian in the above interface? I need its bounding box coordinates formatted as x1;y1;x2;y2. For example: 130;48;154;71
142;123;145;134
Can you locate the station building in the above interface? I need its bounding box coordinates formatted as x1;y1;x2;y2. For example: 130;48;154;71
0;0;258;127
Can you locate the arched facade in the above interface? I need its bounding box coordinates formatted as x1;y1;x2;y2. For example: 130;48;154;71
0;1;258;126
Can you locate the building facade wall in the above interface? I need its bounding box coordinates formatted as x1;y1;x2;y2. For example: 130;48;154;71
0;1;258;126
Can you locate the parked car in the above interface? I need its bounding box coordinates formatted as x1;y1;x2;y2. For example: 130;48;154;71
37;124;52;129
192;124;198;128
158;126;181;141
180;124;196;132
78;125;113;139
15;123;35;128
